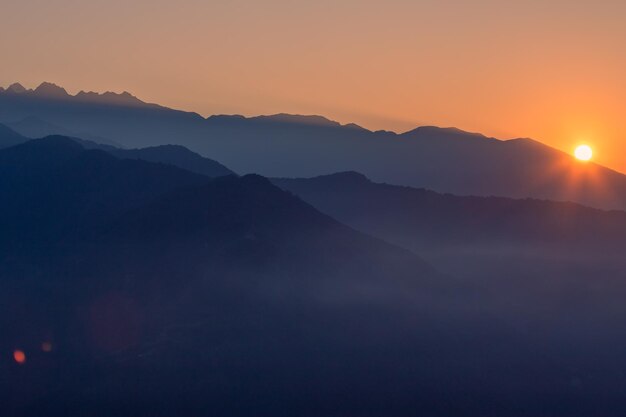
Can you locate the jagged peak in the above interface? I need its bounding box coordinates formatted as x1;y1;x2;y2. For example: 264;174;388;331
0;82;158;108
6;83;27;93
34;82;69;97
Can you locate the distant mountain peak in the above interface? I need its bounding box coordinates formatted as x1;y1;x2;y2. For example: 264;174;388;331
342;122;368;131
403;125;493;141
6;83;27;93
253;113;341;127
34;82;69;98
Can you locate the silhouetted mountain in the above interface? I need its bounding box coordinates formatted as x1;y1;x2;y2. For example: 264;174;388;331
5;116;122;147
0;137;428;272
74;90;161;108
1;82;160;108
1;138;460;417
0;123;28;148
0;137;211;248
6;82;27;94
33;82;70;98
250;113;342;127
70;138;235;177
2;82;625;210
273;171;626;251
107;144;235;177
0;123;233;177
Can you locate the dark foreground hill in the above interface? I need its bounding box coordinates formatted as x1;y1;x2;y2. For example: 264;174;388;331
2;83;626;210
0;138;459;417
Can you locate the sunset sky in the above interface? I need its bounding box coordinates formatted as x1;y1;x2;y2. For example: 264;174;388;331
2;0;625;172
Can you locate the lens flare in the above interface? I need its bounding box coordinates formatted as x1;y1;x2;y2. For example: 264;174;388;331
13;350;26;364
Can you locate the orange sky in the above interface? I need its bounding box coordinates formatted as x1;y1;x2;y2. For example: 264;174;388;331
2;0;625;172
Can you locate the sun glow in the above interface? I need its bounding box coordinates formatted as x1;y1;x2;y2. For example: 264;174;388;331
574;145;593;161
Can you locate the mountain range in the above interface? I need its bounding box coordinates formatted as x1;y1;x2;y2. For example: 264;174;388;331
2;82;626;210
2;136;452;416
3;135;626;416
3;83;626;416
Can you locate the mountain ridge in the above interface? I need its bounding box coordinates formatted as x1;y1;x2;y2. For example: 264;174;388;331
3;85;626;416
1;81;162;109
0;81;554;138
2;82;626;210
273;171;626;250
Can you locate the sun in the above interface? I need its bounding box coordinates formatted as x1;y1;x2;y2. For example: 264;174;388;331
574;145;593;161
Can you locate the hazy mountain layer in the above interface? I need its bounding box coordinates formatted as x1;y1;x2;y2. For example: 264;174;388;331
273;171;626;250
0;124;235;177
3;93;626;417
2;83;626;210
1;138;457;417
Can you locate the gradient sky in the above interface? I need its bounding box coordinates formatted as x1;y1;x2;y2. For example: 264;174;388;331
2;0;625;172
